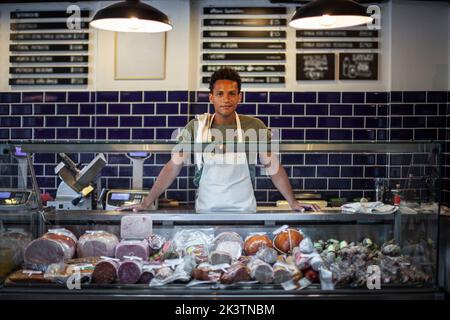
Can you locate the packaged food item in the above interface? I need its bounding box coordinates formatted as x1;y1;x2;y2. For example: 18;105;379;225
117;257;143;284
120;214;153;240
209;241;242;265
299;237;314;254
44;262;94;284
0;230;31;280
213;231;244;246
273;261;301;284
255;247;278;265
244;234;273;256
148;234;166;256
192;263;226;282
152;239;179;261
173;229;214;263
115;239;149;261
220;262;251;284
6;269;50;284
91;257;120;284
77;231;119;258
273;228;303;254
138;265;155;284
248;258;274;284
24;228;77;268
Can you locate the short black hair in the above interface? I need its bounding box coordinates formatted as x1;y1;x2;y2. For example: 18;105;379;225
209;67;242;93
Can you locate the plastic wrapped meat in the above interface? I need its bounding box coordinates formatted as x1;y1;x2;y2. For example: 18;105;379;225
220;262;251;284
255;247;278;265
299;237;314;254
117;258;143;284
0;230;32;279
138;265;155;284
120;214;153;240
248;258;274;284
209;241;242;265
244;234;273;256
213;231;243;246
273;261;300;284
148;234;166;256
154;266;174;280
77;231;119;258
92;259;120;284
273;228;303;254
24;228;77;268
192;263;223;282
173;229;214;263
115;239;149;261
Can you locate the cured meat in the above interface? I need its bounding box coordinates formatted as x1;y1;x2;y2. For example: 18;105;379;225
213;231;243;246
255;247;278;264
148;234;166;256
220;262;251;284
138;270;154;284
115;239;149;261
273;228;303;254
244;234;273;256
248;258;274;284
24;229;77;267
117;259;143;284
0;230;32;279
77;231;119;258
120;214;153;240
92;259;119;284
209;241;242;265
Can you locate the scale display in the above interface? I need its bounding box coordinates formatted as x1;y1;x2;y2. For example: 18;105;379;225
110;193;130;201
0;192;12;199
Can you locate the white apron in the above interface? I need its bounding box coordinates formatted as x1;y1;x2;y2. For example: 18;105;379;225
195;113;257;213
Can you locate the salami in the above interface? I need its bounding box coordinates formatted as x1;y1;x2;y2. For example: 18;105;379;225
24;229;77;267
117;259;143;284
77;231;119;258
92;259;119;284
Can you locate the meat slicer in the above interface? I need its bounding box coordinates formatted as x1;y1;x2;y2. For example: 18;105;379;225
47;153;106;210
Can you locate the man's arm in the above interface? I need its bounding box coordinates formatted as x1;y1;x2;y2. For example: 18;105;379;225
259;152;320;211
117;152;187;212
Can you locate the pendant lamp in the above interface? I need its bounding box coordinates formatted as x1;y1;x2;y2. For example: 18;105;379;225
90;0;172;33
289;0;373;29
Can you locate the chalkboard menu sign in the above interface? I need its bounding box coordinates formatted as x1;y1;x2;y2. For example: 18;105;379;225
204;7;286;15
339;53;378;80
297;30;378;37
296;28;380;81
203;76;284;84
9;9;90;86
201;6;287;86
203;65;285;72
297;53;335;81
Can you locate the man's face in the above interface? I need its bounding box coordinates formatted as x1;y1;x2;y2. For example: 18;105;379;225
209;79;242;118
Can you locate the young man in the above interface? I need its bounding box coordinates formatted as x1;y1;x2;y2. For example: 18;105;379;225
120;67;319;212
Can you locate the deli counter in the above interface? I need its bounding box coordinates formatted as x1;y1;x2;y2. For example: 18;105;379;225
0;141;446;300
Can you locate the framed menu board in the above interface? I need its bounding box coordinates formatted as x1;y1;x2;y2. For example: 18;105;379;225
296;53;335;81
339;53;378;80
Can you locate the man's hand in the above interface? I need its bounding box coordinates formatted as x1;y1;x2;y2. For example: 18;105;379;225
289;201;321;212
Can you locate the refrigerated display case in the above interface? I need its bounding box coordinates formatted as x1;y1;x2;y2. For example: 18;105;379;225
0;141;445;299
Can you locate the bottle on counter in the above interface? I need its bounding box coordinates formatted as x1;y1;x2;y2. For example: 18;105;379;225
391;184;401;206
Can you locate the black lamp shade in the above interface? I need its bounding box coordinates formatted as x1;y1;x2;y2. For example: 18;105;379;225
289;0;373;29
90;0;172;33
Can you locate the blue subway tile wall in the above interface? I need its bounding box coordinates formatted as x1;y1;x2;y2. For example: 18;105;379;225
0;90;446;204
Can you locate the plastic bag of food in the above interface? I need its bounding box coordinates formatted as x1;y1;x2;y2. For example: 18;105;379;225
173;229;214;263
77;230;119;258
213;231;243;247
248;257;274;284
273;261;301;284
244;233;273;256
255;247;278;265
209;241;242;265
44;262;94;285
24;228;77;269
272;226;303;254
148;234;166;256
121;214;152;240
220;262;251;284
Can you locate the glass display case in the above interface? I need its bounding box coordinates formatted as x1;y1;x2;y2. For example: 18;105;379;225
0;141;445;299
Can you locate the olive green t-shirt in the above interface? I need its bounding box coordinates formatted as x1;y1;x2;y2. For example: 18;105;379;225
178;114;271;187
